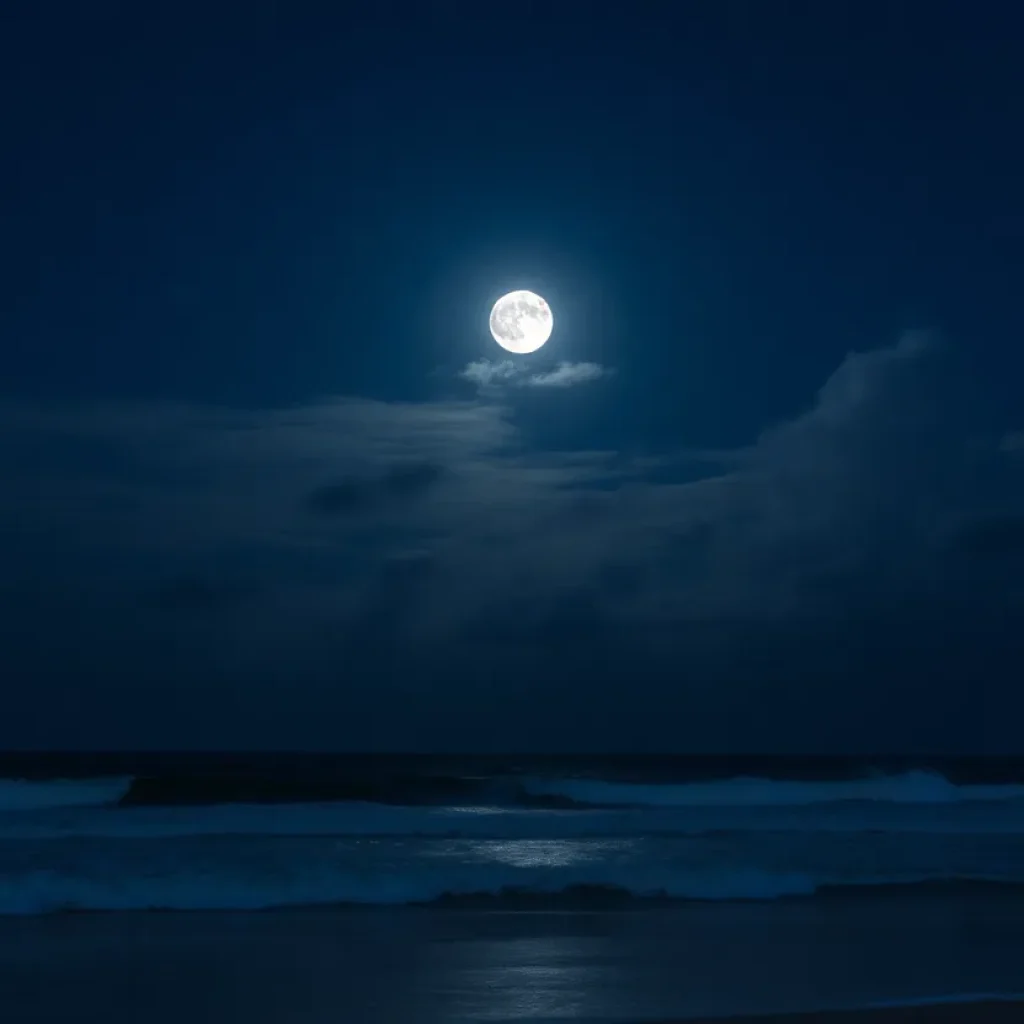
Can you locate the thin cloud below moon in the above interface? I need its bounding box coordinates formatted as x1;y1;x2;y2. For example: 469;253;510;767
460;359;612;390
527;362;611;388
460;360;519;388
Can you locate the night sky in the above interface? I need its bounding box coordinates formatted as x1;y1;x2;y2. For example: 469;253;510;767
2;3;1023;750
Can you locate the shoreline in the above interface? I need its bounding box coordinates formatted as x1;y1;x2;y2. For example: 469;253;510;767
5;876;1024;917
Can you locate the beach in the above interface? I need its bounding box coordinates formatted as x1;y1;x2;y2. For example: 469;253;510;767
1;889;1023;1022
4;756;1024;1021
680;1006;1024;1022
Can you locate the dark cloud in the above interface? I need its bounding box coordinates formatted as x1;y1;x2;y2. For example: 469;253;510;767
384;461;445;497
949;515;1024;557
305;481;365;516
145;577;261;612
306;462;444;517
2;335;1024;747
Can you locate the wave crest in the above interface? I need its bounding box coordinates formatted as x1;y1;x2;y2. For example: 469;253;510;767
2;868;1020;916
0;777;133;812
520;771;1024;808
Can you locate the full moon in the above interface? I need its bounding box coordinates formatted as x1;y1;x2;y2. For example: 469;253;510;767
489;290;553;354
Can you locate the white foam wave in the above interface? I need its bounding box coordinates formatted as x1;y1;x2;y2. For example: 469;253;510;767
1;810;1022;914
1;854;1016;916
0;777;133;812
523;771;1024;808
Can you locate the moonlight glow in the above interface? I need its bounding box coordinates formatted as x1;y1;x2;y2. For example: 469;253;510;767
489;290;553;354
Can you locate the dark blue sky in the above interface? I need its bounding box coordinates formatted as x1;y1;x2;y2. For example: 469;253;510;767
2;2;1023;749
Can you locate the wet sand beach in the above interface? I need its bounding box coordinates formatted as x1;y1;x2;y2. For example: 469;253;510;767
1;890;1023;1022
677;1004;1024;1023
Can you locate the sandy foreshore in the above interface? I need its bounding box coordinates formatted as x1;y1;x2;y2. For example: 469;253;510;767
1;901;1024;1022
678;1002;1024;1023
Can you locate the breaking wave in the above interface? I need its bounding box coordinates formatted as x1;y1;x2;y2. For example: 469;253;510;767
6;769;1023;813
4;765;1024;916
0;860;1017;916
519;771;1024;808
0;777;133;812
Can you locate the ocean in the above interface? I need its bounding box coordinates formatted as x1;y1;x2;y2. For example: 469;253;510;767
3;753;1024;1021
3;753;1024;913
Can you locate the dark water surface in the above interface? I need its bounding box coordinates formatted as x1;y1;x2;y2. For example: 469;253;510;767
4;752;1024;913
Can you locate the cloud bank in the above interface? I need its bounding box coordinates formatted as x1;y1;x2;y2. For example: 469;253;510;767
2;335;1023;747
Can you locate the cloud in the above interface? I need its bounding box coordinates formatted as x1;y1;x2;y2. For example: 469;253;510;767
458;359;518;387
459;358;612;391
2;334;1024;747
306;462;445;517
145;577;262;612
524;362;612;388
